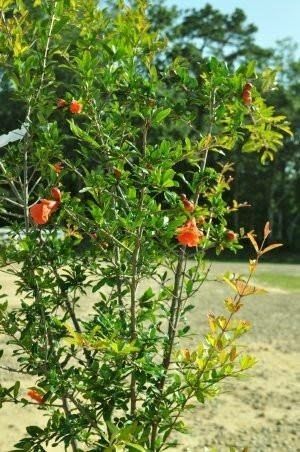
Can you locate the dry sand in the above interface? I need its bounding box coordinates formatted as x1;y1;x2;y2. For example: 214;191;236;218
0;262;299;451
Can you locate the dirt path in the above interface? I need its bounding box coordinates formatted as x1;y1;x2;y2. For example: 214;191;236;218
0;262;299;451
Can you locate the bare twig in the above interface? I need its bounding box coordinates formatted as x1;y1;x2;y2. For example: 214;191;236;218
62;397;79;452
0;196;23;209
0;162;23;203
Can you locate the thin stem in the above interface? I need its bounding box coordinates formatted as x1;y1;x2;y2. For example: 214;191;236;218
162;247;185;373
150;248;185;449
114;242;126;326
0;162;23;203
28;176;42;196
51;265;92;365
130;191;144;415
65;207;133;253
67;393;100;431
62;397;79;452
23;144;30;232
0;365;28;375
0;197;23;208
201;88;216;172
4;399;63;408
36;2;57;100
194;87;216;206
129;122;148;415
0;212;23;219
22;2;57;231
172;254;188;335
65;296;93;365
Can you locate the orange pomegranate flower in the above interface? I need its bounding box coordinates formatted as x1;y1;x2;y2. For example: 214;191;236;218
52;162;64;174
41;198;60;212
176;218;203;247
30;202;53;225
27;389;44;404
180;194;195;213
69;100;83;114
30;187;62;225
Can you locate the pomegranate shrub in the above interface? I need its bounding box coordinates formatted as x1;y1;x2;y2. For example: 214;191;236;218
0;1;288;450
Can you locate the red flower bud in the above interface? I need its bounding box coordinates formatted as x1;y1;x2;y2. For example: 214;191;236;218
50;187;61;203
226;230;236;241
113;168;122;179
243;82;253;91
180;194;195;213
52;162;64;174
242;82;253;105
57;98;68;109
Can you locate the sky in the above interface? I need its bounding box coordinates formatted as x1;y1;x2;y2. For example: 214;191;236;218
165;0;300;55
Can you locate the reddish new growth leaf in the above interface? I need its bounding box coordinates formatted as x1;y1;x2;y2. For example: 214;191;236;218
247;222;283;257
176;218;203;247
263;221;271;239
27;389;44;404
113;168;122;179
56;98;68;109
260;243;283;255
247;231;259;253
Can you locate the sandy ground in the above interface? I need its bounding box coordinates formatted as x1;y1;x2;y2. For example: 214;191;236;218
0;262;299;451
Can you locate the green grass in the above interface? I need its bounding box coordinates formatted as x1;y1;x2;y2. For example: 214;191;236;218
254;272;300;292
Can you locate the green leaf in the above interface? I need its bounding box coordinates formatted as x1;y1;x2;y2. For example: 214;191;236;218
13;381;20;399
139;287;155;303
185;279;194;296
245;60;256;78
128;187;136;200
177;173;193;191
239;354;256;370
68;120;101;149
125;443;146;451
195;389;205;403
152;108;171;125
26;426;44;437
92;279;106;293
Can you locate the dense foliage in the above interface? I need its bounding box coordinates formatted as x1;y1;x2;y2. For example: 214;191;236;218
147;1;300;253
1;2;299;252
